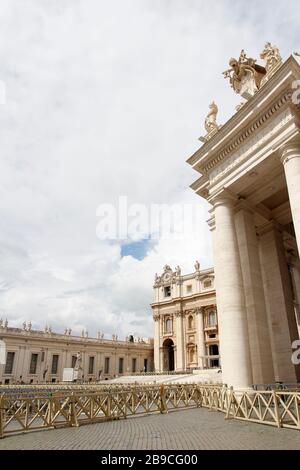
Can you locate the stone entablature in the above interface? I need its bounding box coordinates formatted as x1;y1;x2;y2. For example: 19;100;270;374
0;325;154;384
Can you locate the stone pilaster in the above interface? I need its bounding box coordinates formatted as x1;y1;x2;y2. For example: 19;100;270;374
196;308;205;369
153;314;160;372
175;311;184;371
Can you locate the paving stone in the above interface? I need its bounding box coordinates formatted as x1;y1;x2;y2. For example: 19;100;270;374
0;408;299;450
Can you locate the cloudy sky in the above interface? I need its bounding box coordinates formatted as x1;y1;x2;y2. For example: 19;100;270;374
0;0;299;339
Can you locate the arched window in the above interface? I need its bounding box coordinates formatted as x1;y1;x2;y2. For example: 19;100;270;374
204;279;212;289
188;315;194;330
208;310;216;327
165;318;172;334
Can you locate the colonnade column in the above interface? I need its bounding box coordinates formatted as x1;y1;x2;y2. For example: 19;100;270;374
280;141;300;253
234;204;275;384
175;312;185;371
212;194;253;389
196;308;205;369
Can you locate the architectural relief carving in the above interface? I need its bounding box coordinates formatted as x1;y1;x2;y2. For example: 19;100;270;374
223;49;266;100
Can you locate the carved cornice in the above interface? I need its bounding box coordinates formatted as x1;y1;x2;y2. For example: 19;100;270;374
201;91;292;175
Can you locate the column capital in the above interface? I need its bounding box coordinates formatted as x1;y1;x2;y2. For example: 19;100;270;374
209;189;238;208
174;311;183;318
278;139;300;165
195;307;205;315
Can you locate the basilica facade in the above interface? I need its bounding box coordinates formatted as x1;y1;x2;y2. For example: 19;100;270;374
151;264;219;372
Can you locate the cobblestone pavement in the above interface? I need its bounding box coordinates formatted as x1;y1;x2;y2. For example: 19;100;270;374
0;408;299;450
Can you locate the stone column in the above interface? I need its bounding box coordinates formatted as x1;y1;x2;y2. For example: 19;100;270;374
235;205;275;385
258;223;300;382
153;314;160;372
280;141;300;253
196;308;205;369
175;312;185;371
212;194;253;389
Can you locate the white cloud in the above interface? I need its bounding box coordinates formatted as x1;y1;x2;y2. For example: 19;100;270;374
0;0;299;338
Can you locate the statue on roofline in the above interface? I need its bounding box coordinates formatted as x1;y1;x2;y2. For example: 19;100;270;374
260;42;282;73
204;102;219;134
199;102;221;143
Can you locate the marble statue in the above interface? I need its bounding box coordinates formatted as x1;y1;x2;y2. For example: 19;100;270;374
175;265;181;276
163;265;172;273
194;260;200;272
199;102;221;143
260;42;282;73
204;102;219;134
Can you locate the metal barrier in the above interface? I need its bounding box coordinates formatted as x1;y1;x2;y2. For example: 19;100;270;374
0;384;299;438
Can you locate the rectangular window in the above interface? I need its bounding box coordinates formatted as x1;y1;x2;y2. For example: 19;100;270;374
144;359;148;372
119;357;124;374
51;355;59;375
88;356;95;375
104;357;110;374
132;358;137;373
164;286;171;297
71;355;77;368
186;285;192;294
29;353;38;374
4;352;15;375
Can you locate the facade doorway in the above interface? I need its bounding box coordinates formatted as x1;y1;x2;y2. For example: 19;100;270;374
163;338;175;371
209;344;219;368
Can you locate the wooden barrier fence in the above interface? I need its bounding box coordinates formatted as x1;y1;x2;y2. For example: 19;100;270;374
0;384;299;438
